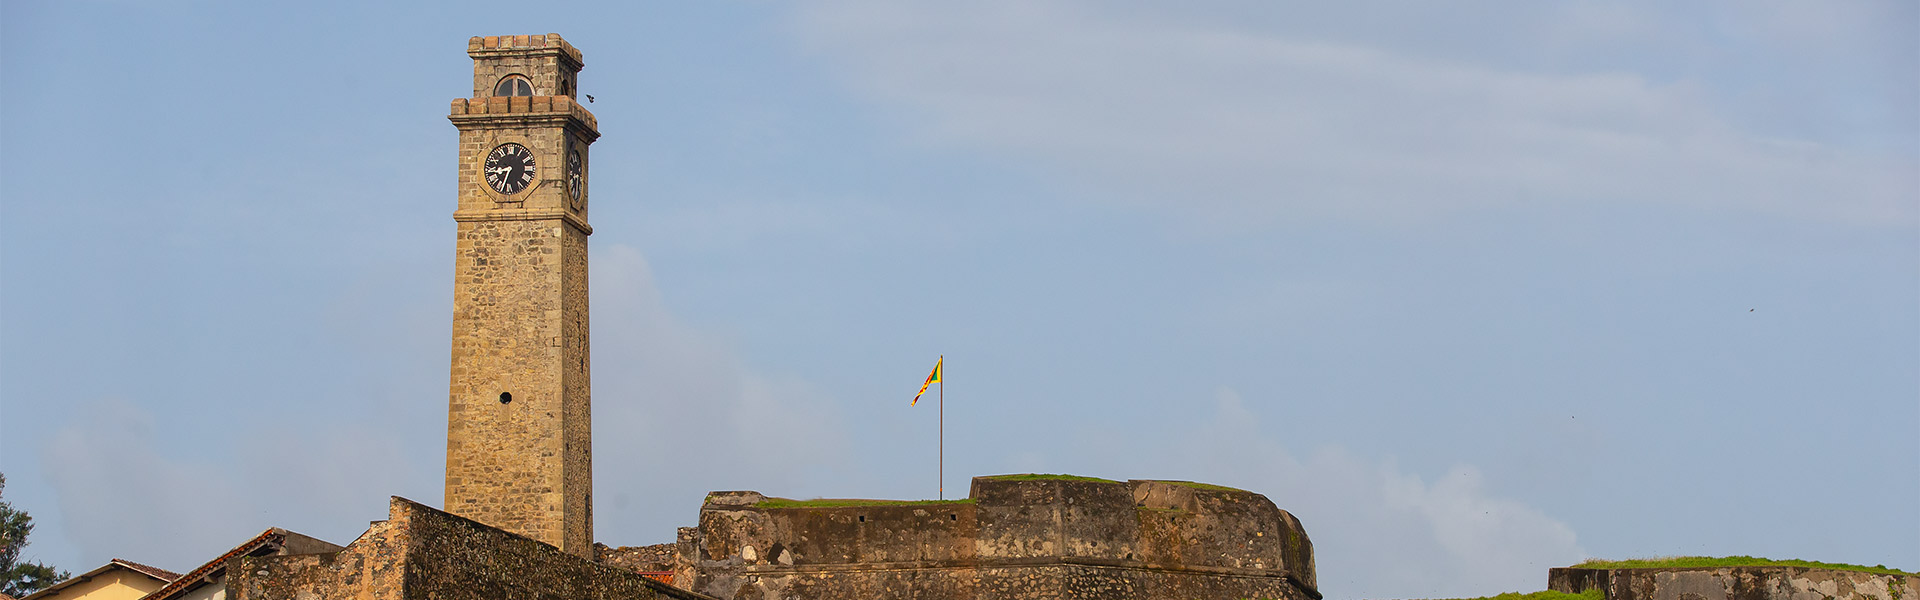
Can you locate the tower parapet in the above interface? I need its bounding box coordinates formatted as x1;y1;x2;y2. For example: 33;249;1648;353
466;34;584;99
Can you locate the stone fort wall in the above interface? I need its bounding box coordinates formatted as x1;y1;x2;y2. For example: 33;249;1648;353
1550;566;1916;600
229;497;707;600
677;475;1318;600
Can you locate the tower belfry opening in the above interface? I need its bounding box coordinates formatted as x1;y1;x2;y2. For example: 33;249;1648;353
495;74;535;96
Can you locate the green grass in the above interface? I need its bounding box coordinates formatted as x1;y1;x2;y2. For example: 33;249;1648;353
1244;590;1602;600
1415;589;1605;600
1572;556;1917;576
755;497;976;509
1151;480;1248;493
982;473;1121;484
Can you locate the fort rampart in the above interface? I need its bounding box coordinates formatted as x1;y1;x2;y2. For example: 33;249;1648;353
677;475;1318;600
1550;565;1916;600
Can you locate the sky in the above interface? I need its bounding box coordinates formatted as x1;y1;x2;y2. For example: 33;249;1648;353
0;1;1914;598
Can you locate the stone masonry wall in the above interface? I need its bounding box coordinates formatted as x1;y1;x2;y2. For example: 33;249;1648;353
680;476;1318;600
467;34;585;99
560;211;592;550
598;543;677;573
444;32;598;557
444;216;592;553
229;512;408;600
1550;566;1917;600
229;497;708;600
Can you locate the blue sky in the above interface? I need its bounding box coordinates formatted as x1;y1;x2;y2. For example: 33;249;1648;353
1;1;1914;597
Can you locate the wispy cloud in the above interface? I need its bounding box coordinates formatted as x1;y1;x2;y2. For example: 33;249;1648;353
43;400;252;568
589;245;853;543
39;246;858;564
41;400;426;571
1078;389;1584;598
794;1;1914;227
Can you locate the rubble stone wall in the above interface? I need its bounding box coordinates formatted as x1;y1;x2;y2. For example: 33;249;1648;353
229;497;707;600
1550;566;1917;600
598;542;678;573
681;476;1317;600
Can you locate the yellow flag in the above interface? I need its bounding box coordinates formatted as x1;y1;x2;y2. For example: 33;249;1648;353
912;356;942;406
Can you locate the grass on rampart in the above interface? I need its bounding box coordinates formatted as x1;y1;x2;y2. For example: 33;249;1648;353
1151;480;1248;493
1417;589;1605;600
981;473;1121;484
755;497;975;509
1571;556;1917;577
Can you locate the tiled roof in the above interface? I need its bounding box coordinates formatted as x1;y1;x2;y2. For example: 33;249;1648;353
110;559;181;583
20;557;181;600
138;529;286;600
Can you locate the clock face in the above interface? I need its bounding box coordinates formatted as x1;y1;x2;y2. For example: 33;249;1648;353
566;146;584;209
484;143;537;195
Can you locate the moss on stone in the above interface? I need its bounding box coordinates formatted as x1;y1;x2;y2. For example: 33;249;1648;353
1150;480;1247;493
1234;591;1593;600
1418;589;1604;600
1572;556;1918;576
754;497;976;509
981;473;1121;484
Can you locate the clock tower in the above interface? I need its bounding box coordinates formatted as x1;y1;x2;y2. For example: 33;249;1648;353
444;34;598;557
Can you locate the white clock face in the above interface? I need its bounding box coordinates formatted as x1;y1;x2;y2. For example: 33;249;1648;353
484;143;537;195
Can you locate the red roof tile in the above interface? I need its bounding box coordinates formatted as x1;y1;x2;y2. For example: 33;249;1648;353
138;529;286;600
110;559;181;583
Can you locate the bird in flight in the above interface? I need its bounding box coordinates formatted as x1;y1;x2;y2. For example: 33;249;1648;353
585;94;595;103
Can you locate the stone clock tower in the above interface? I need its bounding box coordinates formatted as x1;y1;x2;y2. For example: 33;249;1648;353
443;34;598;557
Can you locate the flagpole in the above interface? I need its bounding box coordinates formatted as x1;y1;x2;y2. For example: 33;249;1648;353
939;355;945;501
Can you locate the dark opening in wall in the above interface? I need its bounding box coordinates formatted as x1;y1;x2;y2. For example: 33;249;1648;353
499;392;513;404
857;516;865;523
494;74;534;97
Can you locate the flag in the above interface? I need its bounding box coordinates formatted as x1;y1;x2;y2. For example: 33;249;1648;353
912;356;942;406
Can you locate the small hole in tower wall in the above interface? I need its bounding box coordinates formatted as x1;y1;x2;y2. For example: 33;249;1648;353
499;392;513;404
